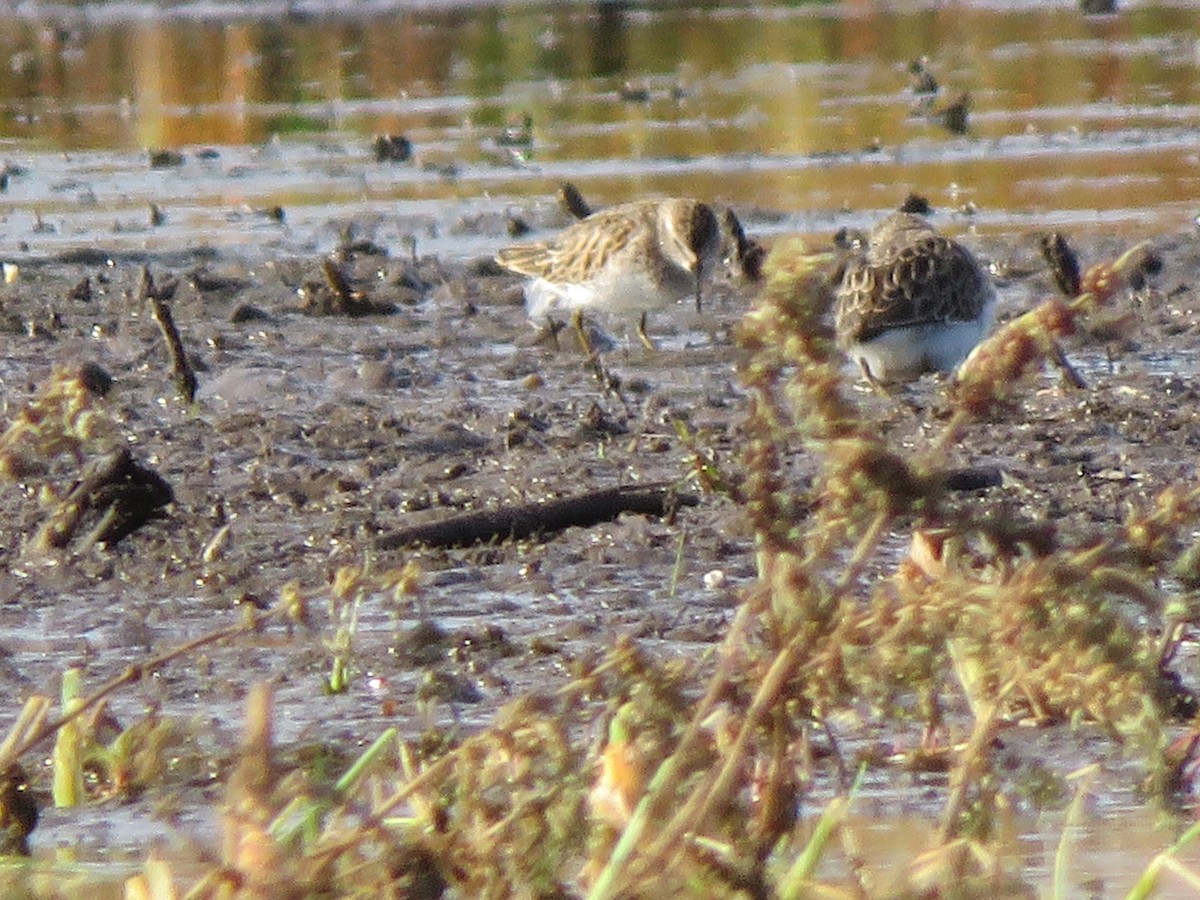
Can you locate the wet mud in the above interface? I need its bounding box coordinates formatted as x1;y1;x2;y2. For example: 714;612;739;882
0;202;1198;877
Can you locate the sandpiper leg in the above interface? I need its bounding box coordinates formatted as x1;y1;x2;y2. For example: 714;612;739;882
859;358;892;396
534;316;565;350
636;311;658;351
571;309;595;357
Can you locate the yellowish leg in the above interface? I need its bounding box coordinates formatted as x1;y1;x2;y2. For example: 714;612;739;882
636;312;658;351
534;316;565;350
569;310;624;398
859;359;892;397
571;309;595;357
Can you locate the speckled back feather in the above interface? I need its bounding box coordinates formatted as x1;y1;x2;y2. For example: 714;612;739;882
495;203;653;284
835;212;992;345
494;198;726;320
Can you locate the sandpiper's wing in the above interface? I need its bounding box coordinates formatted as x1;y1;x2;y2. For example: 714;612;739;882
836;229;991;344
495;203;650;283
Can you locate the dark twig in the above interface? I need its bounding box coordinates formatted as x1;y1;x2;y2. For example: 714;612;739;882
1040;232;1082;298
316;257;392;316
557;182;594;220
141;265;197;402
321;257;358;310
376;483;698;550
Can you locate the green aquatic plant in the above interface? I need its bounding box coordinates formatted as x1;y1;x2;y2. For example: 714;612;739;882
51;668;85;808
325;564;368;694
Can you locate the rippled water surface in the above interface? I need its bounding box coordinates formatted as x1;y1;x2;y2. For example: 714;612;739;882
1;0;1198;258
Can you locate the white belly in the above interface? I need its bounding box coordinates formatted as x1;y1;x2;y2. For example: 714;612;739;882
845;312;993;383
523;269;692;319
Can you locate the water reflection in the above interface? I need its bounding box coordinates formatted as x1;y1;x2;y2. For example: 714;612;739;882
0;2;1198;246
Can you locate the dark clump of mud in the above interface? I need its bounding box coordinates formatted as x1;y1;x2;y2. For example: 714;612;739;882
1;217;1200;886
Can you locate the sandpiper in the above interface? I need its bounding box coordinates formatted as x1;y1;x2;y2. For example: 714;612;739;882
835;211;996;383
495;198;728;349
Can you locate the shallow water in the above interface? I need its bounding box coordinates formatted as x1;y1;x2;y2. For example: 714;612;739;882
1;0;1199;260
2;1;1200;895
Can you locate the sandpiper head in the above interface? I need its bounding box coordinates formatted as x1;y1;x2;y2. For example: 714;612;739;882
657;199;722;312
866;211;936;258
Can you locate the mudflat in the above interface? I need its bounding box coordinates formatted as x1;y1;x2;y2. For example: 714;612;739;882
0;218;1197;864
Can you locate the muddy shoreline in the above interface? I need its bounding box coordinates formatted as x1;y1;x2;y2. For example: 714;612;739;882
0;218;1198;868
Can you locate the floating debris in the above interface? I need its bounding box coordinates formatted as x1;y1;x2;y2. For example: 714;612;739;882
899;192;933;215
0;162;25;195
148;148;185;169
908;56;940;95
505;214;531;238
372;133;413;163
937;92;972;135
495;113;533;148
618;81;651;103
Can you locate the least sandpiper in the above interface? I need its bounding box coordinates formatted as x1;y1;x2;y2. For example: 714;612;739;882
835;211;996;383
495;198;727;349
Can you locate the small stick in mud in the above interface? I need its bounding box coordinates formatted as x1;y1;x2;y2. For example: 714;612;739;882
375;483;698;550
141;265;197;402
1040;232;1082;298
314;257;393;316
557;182;594;220
1037;233;1089;388
322;257;357;308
